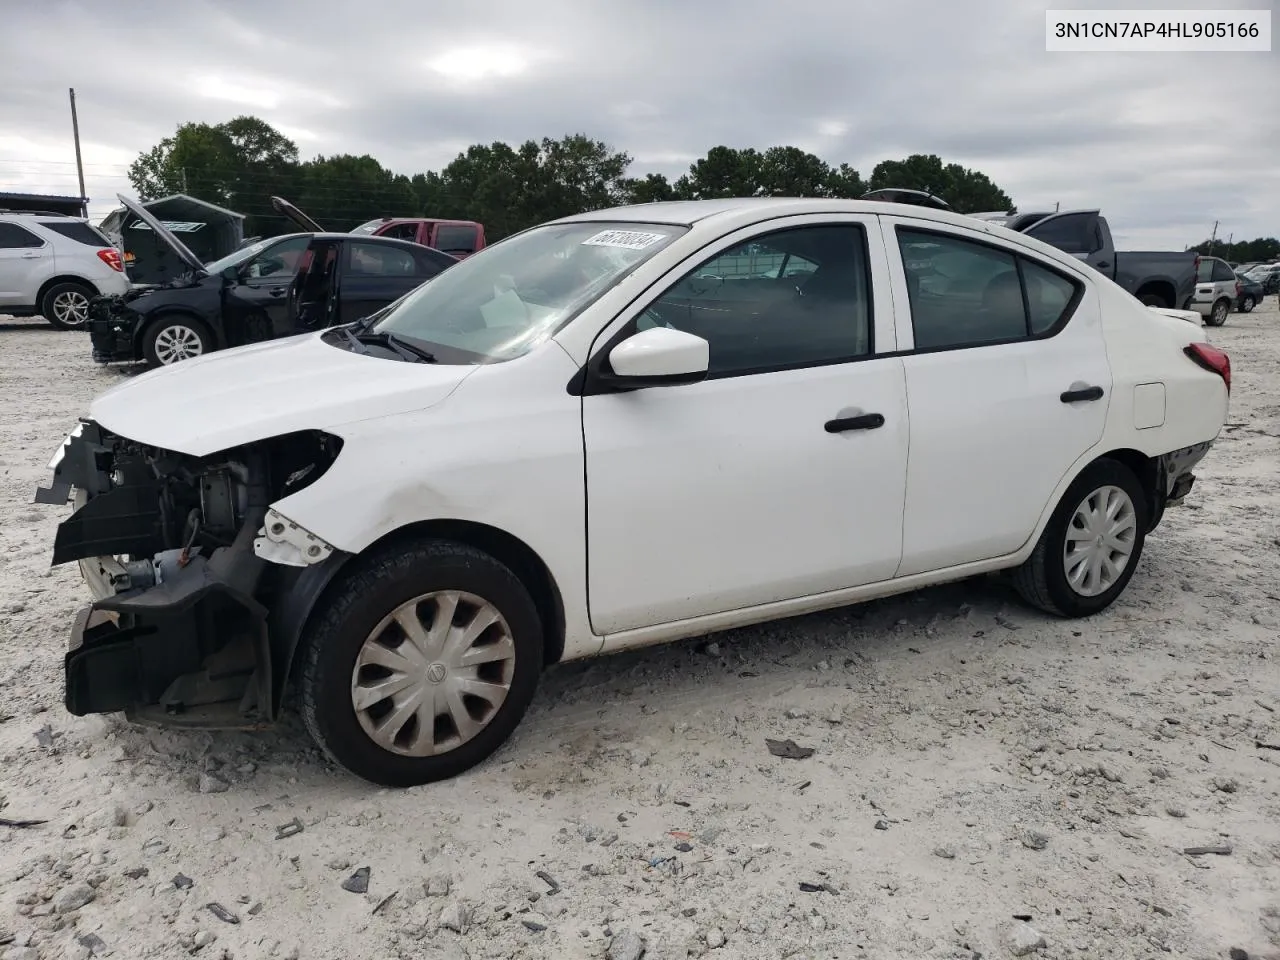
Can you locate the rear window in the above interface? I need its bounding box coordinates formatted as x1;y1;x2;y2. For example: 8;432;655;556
435;224;478;255
39;220;112;247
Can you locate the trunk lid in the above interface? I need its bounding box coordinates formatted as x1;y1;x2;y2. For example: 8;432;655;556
116;194;206;276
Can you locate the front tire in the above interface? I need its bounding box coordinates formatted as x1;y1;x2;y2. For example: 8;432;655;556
143;316;211;366
41;281;95;330
1012;459;1148;617
1205;298;1230;326
299;540;544;786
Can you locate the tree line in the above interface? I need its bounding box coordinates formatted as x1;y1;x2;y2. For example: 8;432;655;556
127;116;1276;258
127;116;1015;240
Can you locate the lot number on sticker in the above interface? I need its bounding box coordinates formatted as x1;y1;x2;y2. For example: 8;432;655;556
582;230;667;250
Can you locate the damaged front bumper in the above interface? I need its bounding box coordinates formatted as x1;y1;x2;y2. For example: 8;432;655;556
35;420;347;729
86;296;142;363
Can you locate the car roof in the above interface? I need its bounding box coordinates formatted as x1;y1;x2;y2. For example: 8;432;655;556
550;197;1012;233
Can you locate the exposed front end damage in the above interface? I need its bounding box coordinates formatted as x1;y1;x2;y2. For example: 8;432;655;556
35;420;347;728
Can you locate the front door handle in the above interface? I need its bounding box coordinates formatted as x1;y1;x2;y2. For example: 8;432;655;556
1060;385;1104;403
21;252;41;259
825;413;885;433
268;288;285;297
1095;260;1111;269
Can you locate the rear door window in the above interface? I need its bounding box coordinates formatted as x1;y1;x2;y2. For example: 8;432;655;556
348;242;418;277
377;222;420;242
1025;213;1099;255
1210;260;1236;283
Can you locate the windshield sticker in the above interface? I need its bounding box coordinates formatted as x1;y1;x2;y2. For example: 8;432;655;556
581;230;667;250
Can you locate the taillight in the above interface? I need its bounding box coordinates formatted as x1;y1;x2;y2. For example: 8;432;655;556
97;248;124;272
1185;342;1231;393
1235;281;1242;297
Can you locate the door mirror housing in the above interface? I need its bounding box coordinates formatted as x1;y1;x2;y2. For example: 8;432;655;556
221;266;239;284
594;327;709;392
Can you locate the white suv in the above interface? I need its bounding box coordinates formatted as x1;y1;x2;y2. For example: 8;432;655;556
0;212;131;328
1188;255;1239;327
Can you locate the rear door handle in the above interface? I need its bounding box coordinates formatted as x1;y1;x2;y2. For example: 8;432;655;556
1060;385;1104;403
825;413;885;433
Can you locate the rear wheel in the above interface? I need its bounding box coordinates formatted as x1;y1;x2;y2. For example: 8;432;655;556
1012;459;1148;617
299;540;544;786
143;316;211;366
41;281;95;330
1138;292;1169;308
1205;298;1230;326
1239;295;1255;313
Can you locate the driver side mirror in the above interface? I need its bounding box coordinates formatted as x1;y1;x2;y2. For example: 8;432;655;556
593;326;709;392
221;266;239;284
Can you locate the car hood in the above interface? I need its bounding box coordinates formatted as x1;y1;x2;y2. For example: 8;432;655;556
88;333;477;456
117;193;207;276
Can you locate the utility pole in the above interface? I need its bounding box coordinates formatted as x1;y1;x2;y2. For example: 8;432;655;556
1208;220;1219;255
69;88;87;217
1055;201;1060;212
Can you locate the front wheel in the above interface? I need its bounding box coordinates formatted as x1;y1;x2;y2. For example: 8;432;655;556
1205;298;1230;327
143;316;211;366
299;540;544;786
1012;459;1148;617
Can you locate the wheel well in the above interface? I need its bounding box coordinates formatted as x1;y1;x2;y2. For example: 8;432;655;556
1133;281;1174;308
36;275;98;307
364;520;567;666
1094;448;1159;518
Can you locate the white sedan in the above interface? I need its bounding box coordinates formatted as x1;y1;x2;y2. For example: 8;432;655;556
36;198;1231;786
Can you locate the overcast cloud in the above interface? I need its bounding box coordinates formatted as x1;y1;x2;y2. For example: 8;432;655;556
0;0;1274;248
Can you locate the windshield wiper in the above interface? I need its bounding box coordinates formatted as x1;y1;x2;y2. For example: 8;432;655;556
357;330;437;363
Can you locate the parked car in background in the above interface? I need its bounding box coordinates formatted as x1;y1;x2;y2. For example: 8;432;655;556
1235;270;1265;312
270;196;487;259
1189;256;1240;326
87;195;457;366
0;211;130;328
1244;262;1280;295
37;197;1229;786
978;209;1199;310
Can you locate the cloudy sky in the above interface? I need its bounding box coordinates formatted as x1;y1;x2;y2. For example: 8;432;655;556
0;0;1274;248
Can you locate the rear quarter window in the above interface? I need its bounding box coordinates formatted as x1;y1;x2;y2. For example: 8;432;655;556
38;221;112;247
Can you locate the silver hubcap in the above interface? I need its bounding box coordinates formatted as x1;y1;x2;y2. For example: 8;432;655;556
53;291;90;326
1063;485;1138;597
351;591;516;757
153;324;204;364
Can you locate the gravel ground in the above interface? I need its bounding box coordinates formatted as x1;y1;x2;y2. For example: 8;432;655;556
1;303;1278;960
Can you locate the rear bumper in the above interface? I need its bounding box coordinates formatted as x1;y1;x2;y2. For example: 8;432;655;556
1148;440;1211;531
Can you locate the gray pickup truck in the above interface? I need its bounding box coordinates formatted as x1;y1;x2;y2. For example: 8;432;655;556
971;209;1198;310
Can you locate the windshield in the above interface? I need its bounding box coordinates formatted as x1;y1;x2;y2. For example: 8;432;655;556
370;221;686;361
204;238;294;274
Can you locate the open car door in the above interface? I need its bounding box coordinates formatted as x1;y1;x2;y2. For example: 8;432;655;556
269;196;325;233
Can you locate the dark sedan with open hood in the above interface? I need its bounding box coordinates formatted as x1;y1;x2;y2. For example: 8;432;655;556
89;194;458;366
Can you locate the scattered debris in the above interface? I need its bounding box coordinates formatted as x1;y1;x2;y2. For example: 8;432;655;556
197;773;230;794
341;867;370;894
275;818;304;839
1165;805;1188;819
1213;777;1240;794
522;919;547;933
0;817;46;829
34;724;55;748
1257;741;1280;752
206;903;240;924
1183;844;1233;856
536;870;561;894
607;929;646;960
372;892;397;915
874;820;890;831
76;933;108;957
172;873;194;890
1005;920;1047;956
1021;830;1050;851
438;900;471;934
1229;949;1249;960
765;738;815;760
123;867;149;880
798;881;840;895
52;882;95;914
934;846;956;859
1255;699;1276;713
674;842;693;852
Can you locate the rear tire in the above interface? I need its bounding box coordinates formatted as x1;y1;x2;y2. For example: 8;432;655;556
41;281;95;330
299;540;544;786
1012;459;1148;618
143;316;212;366
1239;295;1255;313
1138;292;1169;308
1205;298;1230;326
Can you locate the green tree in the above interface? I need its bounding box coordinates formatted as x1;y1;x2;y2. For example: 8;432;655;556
866;154;1012;213
620;173;677;205
674;146;864;199
127;116;299;235
292;154;418;232
1188;236;1280;262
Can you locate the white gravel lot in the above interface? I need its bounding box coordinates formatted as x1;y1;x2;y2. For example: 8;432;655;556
1;301;1278;960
